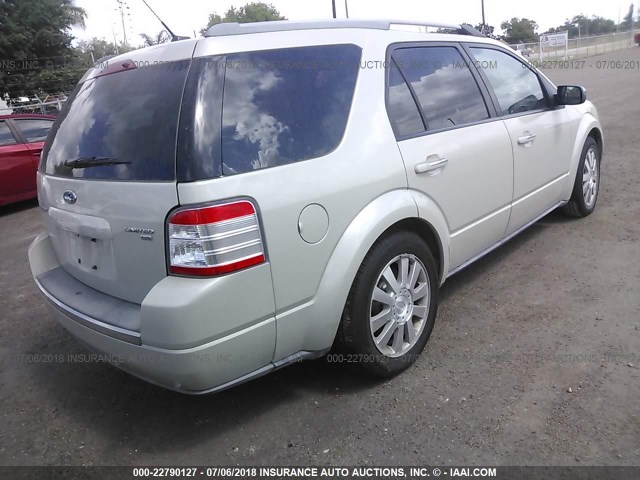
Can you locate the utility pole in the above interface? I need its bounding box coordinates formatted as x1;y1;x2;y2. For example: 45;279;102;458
481;0;486;27
116;0;128;47
111;27;120;55
332;0;336;19
345;0;349;18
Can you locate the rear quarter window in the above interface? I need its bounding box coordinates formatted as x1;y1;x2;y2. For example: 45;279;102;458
221;45;361;175
178;44;362;180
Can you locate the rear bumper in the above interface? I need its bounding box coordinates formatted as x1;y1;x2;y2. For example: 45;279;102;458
28;232;279;394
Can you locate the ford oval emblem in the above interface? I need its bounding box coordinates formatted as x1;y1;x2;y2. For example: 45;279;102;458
63;190;77;204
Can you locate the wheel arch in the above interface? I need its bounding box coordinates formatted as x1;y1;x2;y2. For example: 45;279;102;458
381;217;445;282
567;113;603;199
588;126;603;160
274;189;450;357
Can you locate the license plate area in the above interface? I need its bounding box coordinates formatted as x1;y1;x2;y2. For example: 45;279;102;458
65;231;106;274
47;207;116;281
56;229;116;280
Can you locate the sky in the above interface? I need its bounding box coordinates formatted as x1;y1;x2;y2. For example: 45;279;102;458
71;0;638;45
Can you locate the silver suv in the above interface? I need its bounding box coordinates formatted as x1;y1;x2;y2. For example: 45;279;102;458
29;20;603;394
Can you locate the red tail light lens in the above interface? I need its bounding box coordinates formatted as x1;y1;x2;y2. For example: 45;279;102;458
167;200;265;277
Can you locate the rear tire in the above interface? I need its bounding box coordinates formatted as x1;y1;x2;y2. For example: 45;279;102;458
337;231;439;378
562;137;600;218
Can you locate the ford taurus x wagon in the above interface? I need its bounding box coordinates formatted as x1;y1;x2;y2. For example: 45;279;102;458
29;20;603;394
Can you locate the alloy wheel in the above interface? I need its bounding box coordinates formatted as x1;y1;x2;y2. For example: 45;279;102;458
582;147;599;209
369;254;430;358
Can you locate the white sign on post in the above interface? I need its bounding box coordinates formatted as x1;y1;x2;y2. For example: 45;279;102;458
539;31;568;47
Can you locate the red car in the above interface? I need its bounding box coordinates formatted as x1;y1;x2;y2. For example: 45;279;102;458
635;33;640;46
0;114;56;206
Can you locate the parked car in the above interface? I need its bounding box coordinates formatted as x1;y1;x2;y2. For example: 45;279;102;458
29;20;603;394
513;43;534;57
0;114;55;206
635;32;640;46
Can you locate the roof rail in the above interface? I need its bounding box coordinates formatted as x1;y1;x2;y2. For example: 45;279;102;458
204;19;486;38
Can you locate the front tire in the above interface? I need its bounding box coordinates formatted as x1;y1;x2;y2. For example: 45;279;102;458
563;137;601;218
337;231;439;377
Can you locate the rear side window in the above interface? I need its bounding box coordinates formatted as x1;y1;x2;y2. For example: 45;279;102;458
178;44;362;180
42;61;190;181
469;47;547;115
14;119;53;143
391;46;489;131
0;121;16;146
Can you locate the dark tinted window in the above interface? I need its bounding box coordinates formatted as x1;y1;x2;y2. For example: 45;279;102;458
0;121;16;146
43;61;190;180
387;60;425;137
392;47;489;131
177;56;224;181
470;47;547;115
14;119;53;143
220;45;361;175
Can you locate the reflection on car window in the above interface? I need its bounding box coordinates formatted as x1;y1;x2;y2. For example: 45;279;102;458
0;121;16;146
221;45;361;175
470;48;547;115
14;119;53;143
387;60;425;137
392;46;489;131
43;60;190;181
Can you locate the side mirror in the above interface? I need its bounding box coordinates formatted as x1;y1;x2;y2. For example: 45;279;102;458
557;85;587;105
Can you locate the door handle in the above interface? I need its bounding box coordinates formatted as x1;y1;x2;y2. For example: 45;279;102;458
517;133;537;146
415;157;448;175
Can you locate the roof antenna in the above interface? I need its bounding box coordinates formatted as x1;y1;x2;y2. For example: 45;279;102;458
140;0;190;41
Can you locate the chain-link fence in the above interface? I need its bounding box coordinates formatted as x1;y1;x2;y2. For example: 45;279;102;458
509;29;640;62
1;53;97;115
0;96;69;115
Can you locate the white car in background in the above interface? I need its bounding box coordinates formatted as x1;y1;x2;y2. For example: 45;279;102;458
513;43;534;57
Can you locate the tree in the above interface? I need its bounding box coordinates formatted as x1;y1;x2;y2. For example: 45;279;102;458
76;38;120;63
621;3;634;30
546;15;617;38
0;0;87;98
140;31;172;47
501;18;538;43
63;2;86;29
589;16;617;35
474;23;496;38
201;2;285;35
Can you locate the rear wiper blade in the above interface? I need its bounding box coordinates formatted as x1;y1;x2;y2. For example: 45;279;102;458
63;157;131;169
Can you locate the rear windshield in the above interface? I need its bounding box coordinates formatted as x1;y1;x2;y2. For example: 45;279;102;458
42;61;190;181
178;44;361;181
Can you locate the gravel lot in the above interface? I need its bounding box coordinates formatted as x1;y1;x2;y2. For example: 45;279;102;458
0;48;638;468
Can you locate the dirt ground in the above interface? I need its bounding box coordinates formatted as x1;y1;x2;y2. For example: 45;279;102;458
0;47;638;468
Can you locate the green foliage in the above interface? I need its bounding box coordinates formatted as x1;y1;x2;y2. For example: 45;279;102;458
201;2;285;35
500;18;539;43
474;23;496;38
0;0;87;98
621;3;634;30
589;16;618;35
140;31;172;47
546;15;617;38
76;38;120;62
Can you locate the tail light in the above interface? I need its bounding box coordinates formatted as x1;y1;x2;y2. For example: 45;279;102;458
167;200;265;277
